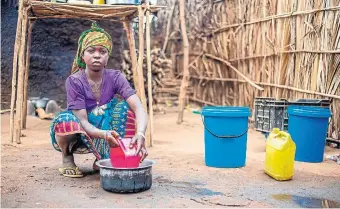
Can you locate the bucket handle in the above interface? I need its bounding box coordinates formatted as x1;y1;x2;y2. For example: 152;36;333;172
201;115;249;139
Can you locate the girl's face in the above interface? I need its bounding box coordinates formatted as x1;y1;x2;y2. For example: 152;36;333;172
82;45;109;72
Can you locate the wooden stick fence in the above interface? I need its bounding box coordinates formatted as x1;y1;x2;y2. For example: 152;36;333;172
187;75;340;100
159;0;340;139
214;5;340;34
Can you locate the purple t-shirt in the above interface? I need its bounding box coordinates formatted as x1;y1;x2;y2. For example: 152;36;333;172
65;69;136;112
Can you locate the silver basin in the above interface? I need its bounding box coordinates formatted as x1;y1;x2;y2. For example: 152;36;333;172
96;159;155;193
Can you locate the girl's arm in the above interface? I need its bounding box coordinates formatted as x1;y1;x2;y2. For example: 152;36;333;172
126;94;148;161
72;109;120;147
126;94;148;135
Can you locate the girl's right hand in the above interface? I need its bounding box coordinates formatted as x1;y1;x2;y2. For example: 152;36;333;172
103;130;120;147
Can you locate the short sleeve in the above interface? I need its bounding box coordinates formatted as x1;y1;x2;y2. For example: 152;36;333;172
65;76;86;110
114;72;136;100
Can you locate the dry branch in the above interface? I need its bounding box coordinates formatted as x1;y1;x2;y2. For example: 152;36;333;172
162;2;176;55
204;53;264;91
1;109;13;114
177;0;190;124
188;75;340;100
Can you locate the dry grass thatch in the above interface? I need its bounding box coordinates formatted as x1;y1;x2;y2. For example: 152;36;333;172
27;0;163;20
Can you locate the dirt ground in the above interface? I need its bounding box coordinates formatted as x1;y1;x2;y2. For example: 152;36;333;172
1;110;340;208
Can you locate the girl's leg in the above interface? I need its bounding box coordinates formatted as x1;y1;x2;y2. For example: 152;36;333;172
55;134;83;176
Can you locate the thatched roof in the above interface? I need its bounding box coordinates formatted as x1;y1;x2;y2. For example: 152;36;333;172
27;0;163;21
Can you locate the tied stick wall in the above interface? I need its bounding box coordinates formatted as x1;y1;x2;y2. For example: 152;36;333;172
159;0;340;139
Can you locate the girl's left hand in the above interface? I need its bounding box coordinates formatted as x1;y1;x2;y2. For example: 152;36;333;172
129;133;148;162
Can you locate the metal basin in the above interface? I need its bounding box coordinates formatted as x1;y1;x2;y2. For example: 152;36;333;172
35;97;50;109
28;97;40;106
96;159;155;193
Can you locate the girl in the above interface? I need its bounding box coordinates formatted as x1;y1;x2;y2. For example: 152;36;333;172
50;23;148;178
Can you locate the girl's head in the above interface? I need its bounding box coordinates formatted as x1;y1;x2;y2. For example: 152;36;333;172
82;45;109;72
72;22;113;74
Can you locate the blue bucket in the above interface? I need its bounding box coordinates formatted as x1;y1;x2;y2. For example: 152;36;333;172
288;106;331;163
201;106;251;168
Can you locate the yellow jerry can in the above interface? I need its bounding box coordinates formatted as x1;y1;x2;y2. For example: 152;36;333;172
264;128;296;181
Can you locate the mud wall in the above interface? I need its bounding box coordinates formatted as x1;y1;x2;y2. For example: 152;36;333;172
1;6;124;109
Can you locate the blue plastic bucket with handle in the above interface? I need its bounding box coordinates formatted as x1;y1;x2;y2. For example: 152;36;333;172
288;106;331;163
198;106;251;168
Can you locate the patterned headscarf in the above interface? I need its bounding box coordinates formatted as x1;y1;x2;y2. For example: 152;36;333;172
71;22;113;74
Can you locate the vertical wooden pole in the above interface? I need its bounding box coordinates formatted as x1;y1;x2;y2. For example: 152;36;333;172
124;18;149;146
236;0;242;105
137;7;147;111
22;20;35;129
123;21;140;98
10;0;24;143
145;0;153;147
177;0;189;124
275;0;283;99
260;1;267;97
15;7;28;144
137;6;150;147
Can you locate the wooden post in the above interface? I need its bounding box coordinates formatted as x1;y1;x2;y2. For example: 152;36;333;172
22;20;35;129
124;19;149;146
123;21;140;98
177;0;190;124
137;7;147;111
10;0;25;143
146;0;154;147
14;7;28;144
137;6;151;147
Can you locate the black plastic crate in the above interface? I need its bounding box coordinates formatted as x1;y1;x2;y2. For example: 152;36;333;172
289;99;332;107
254;98;288;133
254;98;331;133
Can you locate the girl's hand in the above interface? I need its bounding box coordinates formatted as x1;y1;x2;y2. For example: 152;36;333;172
129;133;148;162
103;130;120;147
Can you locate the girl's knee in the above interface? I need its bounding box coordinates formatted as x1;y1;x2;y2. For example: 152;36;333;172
55;134;80;143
